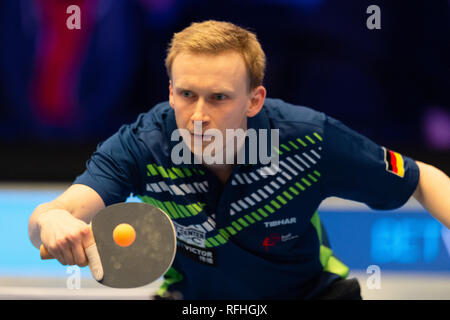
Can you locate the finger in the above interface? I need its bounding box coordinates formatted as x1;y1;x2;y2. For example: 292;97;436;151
63;247;76;266
57;256;67;266
70;238;89;267
80;227;95;248
58;239;75;265
46;240;68;265
48;246;67;265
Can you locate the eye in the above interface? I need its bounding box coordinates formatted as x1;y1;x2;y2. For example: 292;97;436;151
214;93;227;101
181;90;193;98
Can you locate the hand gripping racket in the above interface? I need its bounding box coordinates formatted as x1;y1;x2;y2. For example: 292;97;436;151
40;202;177;288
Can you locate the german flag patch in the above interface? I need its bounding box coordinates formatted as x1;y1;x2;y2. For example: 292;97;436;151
382;147;405;178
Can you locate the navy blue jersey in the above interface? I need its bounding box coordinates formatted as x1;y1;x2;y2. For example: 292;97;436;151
74;98;419;299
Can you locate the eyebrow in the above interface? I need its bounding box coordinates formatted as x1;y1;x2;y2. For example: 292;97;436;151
174;86;235;95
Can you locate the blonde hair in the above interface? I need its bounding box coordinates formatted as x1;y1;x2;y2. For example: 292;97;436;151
165;20;266;90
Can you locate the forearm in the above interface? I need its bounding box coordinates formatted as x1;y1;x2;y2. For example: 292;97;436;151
413;161;450;228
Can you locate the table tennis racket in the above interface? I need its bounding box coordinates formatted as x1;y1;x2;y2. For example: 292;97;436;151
39;202;177;288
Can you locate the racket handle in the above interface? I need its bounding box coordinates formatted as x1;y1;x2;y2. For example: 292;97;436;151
40;245;54;260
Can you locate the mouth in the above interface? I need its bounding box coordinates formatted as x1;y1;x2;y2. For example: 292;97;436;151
190;132;213;140
191;133;214;143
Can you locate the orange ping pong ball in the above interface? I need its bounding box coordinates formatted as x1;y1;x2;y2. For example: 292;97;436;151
113;223;136;247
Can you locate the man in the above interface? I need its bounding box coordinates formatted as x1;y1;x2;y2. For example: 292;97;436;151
29;20;450;300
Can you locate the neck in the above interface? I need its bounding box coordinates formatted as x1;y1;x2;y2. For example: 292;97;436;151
203;163;235;184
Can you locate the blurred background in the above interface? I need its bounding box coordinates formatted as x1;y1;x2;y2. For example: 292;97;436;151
0;0;449;299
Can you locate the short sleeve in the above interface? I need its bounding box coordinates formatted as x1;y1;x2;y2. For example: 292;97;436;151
73;124;145;206
321;116;420;210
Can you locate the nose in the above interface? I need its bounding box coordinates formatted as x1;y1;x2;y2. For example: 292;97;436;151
190;98;210;126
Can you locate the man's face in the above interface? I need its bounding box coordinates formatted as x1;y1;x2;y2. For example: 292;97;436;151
169;50;265;161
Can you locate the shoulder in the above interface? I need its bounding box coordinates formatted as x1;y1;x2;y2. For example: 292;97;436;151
263;98;327;129
100;101;173;157
119;101;173;143
263;98;361;138
262;98;328;143
128;101;173;134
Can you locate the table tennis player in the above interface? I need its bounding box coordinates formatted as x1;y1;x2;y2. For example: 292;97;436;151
29;20;450;300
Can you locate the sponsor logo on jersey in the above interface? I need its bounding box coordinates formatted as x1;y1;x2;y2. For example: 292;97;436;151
262;234;281;251
177;239;216;265
383;147;405;178
281;233;299;242
264;217;296;228
172;221;206;247
262;233;299;251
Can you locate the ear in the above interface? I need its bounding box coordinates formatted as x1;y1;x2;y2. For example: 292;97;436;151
169;80;174;109
247;86;266;117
